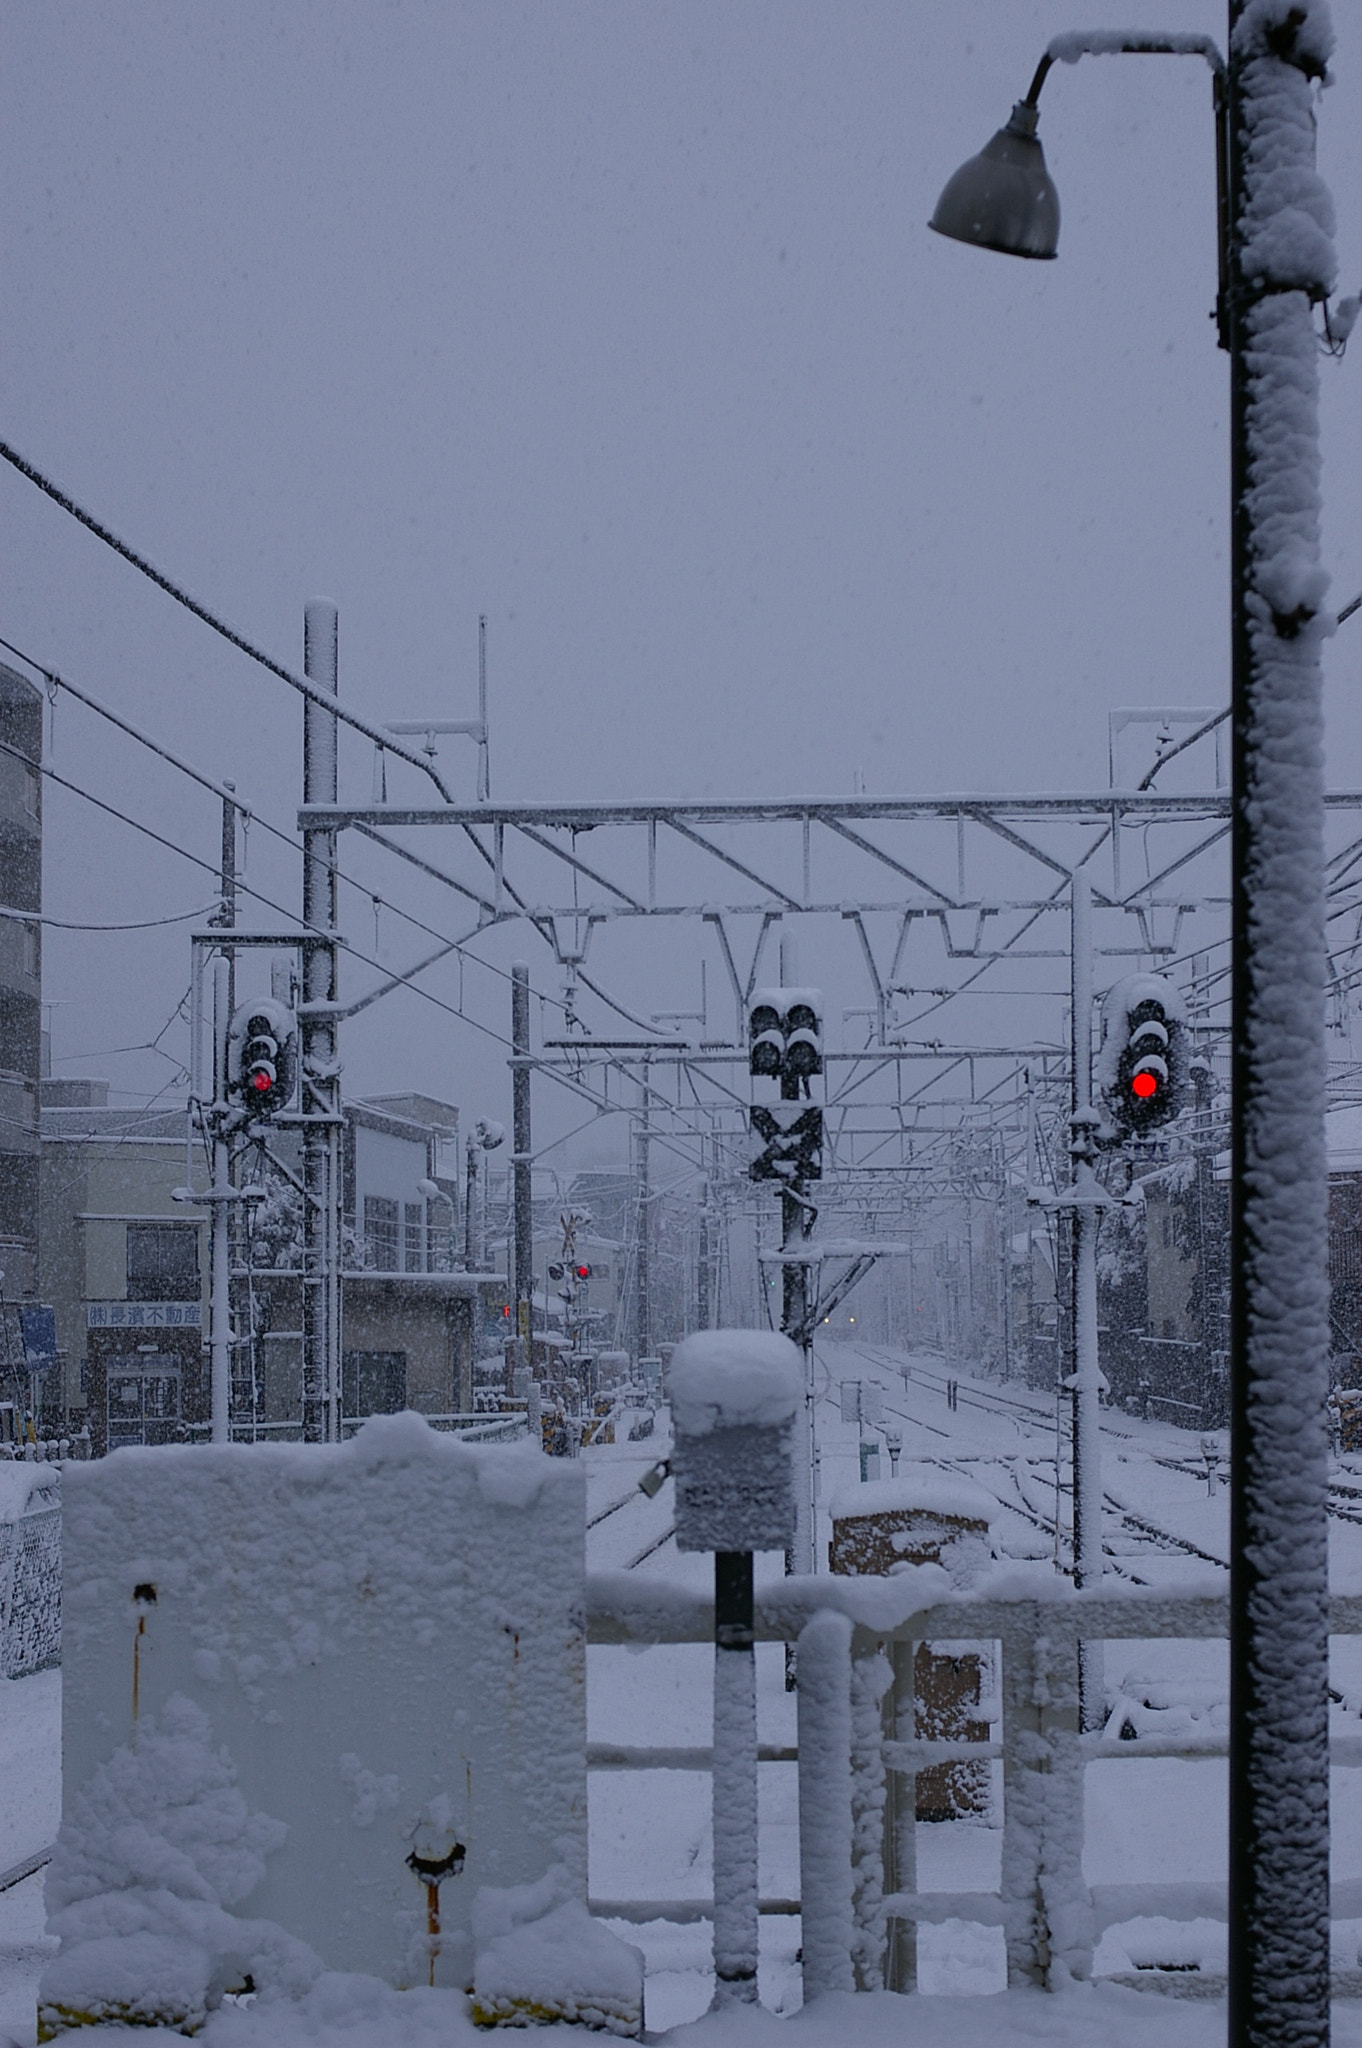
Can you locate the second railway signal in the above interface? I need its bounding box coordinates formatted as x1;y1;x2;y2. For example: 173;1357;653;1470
748;988;823;1096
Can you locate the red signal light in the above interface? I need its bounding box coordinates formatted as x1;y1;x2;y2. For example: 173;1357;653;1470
576;1265;590;1280
1131;1072;1158;1099
250;1070;271;1091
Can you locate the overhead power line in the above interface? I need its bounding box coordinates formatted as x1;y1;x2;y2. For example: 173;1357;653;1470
0;439;453;801
0;903;217;931
0;628;573;1016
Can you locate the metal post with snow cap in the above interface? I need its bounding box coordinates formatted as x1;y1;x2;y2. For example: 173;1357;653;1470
669;1328;801;2009
931;11;1344;2034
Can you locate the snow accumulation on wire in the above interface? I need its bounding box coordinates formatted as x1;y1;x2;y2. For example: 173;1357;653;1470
667;1330;803;1437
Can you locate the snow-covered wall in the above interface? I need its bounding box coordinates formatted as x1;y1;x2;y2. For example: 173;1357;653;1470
56;1414;586;1992
0;1460;60;1678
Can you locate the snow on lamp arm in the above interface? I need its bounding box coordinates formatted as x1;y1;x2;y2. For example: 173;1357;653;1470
931;8;1345;2042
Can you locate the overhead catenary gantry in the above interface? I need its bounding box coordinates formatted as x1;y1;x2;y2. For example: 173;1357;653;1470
299;781;1362;1180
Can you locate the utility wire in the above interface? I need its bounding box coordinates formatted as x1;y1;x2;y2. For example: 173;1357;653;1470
0;730;550;1069
0;903;217;932
0;441;453;800
0;629;577;1021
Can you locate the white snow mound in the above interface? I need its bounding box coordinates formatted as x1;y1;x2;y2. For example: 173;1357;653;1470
471;1868;643;2035
668;1330;802;1436
40;1692;318;2036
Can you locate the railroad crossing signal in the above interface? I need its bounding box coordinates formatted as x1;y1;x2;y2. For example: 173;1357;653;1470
1099;974;1188;1137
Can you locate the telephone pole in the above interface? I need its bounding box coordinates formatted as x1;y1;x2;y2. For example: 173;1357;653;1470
301;600;342;1444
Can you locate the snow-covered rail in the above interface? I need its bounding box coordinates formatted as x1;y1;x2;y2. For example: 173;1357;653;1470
586;1569;1362;1998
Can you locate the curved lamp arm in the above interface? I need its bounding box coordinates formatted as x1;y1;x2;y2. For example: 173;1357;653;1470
933;29;1229;342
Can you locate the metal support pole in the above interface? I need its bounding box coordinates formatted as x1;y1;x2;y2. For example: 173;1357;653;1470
464;1139;478;1273
1226;10;1333;2040
209;958;231;1446
711;1549;758;2006
477;614;490;802
784;1187;815;1576
512;963;532;1378
302;600;342;1444
1068;872;1103;1729
697;1190;710;1332
636;1086;651;1363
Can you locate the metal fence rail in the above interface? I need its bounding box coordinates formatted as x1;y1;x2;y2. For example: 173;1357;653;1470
584;1569;1362;1999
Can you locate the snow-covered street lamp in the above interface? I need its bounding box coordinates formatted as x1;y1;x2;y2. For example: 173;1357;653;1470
931;8;1345;2041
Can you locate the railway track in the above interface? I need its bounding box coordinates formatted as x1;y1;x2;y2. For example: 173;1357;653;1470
833;1342;1233;1573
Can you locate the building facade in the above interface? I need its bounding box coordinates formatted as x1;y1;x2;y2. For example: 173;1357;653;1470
40;1085;502;1449
0;664;43;1308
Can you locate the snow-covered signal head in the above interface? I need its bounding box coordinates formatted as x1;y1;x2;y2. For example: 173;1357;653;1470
748;987;823;1095
228;997;297;1119
1098;975;1188;1137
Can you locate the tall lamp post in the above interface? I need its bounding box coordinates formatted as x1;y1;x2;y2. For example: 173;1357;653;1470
931;9;1343;2042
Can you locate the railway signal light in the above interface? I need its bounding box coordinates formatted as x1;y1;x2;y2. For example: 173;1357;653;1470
227;997;297;1119
748;987;823;1094
1098;975;1188;1137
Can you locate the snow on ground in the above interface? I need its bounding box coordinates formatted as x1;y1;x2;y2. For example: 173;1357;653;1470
6;1344;1362;2041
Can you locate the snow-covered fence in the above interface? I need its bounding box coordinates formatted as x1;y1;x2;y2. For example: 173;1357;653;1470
0;1461;61;1677
585;1568;1362;2000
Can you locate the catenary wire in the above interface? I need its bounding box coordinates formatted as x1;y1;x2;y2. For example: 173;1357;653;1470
0;444;453;801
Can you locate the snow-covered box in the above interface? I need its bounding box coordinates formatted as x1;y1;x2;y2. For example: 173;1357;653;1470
826;1472;995;1582
668;1330;801;1553
48;1414;588;2017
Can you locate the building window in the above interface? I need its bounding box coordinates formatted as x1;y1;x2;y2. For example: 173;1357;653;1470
126;1224;200;1302
342;1349;407;1419
404;1202;425;1273
363;1195;399;1270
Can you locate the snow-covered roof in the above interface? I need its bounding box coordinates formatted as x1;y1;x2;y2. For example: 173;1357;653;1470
826;1474;996;1528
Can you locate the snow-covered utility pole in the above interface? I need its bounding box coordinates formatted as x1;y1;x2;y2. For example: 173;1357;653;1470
930;8;1343;2035
635;1084;652;1365
208;957;232;1445
1066;872;1104;1727
1225;13;1336;2039
511;963;533;1379
301;601;342;1444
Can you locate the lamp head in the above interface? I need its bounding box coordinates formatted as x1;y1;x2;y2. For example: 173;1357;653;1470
929;101;1060;260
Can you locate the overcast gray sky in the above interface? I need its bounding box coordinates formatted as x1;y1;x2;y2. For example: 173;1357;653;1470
3;1;1360;1145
